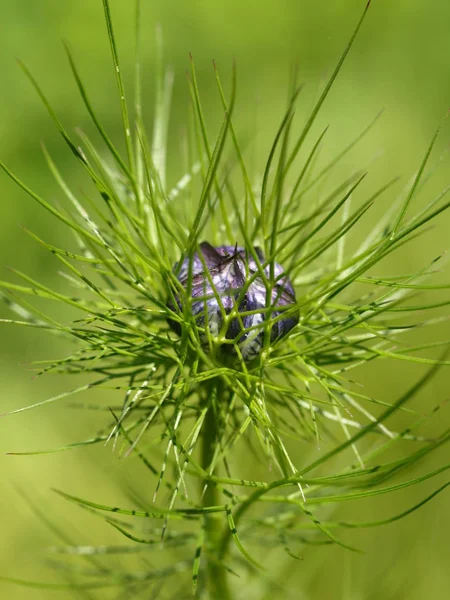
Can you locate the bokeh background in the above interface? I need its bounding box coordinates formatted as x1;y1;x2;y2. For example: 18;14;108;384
1;0;449;598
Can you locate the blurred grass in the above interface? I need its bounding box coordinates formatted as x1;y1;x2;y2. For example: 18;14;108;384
0;0;449;598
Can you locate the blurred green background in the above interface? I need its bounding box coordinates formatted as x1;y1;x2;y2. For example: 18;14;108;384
1;0;449;598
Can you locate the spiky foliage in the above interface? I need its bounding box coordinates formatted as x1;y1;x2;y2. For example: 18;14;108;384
1;1;450;598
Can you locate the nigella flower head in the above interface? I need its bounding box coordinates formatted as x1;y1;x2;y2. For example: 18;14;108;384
1;1;450;598
168;242;299;360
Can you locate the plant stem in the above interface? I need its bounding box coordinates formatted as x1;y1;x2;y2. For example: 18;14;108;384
201;386;231;600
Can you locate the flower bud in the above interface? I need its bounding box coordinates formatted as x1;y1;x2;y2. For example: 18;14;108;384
167;242;299;360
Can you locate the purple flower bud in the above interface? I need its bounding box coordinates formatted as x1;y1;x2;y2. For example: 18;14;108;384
167;242;299;360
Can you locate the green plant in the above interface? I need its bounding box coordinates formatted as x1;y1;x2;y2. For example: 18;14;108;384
1;0;449;598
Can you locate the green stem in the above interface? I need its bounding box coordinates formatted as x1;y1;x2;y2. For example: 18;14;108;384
201;386;231;600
